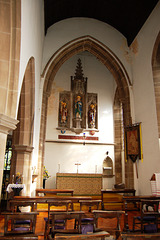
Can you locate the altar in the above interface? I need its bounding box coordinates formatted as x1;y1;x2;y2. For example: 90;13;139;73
56;173;102;195
6;184;26;196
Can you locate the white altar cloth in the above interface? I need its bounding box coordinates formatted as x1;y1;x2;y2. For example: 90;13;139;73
7;184;26;194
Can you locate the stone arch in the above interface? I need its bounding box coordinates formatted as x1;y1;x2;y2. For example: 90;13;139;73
114;88;123;185
11;57;35;195
39;35;133;188
152;32;160;138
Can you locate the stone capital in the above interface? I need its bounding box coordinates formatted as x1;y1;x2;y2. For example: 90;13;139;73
0;114;19;134
12;145;34;153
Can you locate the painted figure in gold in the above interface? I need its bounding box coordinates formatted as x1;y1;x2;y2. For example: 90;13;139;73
75;95;82;119
60;101;68;123
88;103;96;128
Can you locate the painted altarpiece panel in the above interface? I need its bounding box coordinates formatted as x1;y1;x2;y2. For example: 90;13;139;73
57;58;98;132
58;92;71;129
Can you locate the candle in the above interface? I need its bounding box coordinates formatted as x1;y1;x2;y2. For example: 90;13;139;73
12;175;14;184
95;165;97;173
58;164;60;173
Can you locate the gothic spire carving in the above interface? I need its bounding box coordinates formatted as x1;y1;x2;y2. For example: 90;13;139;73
74;58;84;80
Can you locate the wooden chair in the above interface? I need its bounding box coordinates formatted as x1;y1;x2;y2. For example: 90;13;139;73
44;200;72;240
93;210;124;240
48;211;84;239
8;199;36;228
133;199;160;233
49;211;110;240
79;200;102;234
0;212;39;239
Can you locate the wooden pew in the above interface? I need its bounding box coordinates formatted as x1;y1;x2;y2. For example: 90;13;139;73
13;196;92;202
54;231;110;239
0;235;38;239
121;232;160;239
36;189;74;196
101;189;135;210
11;196;92;212
101;189;136;202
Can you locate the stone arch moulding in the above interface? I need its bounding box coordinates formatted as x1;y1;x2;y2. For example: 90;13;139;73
15;56;35;147
11;57;35;194
152;32;160;138
42;35;131;93
39;35;133;188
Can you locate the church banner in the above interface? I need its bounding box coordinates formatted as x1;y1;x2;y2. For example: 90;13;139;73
125;123;143;163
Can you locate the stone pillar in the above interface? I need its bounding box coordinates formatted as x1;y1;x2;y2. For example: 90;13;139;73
37;92;49;188
0;114;18;201
12;145;33;196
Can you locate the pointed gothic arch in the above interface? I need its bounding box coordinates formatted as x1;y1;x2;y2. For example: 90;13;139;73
39;35;133;188
11;57;35;195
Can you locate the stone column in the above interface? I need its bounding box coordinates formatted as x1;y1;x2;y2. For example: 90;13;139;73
12;145;33;196
0;114;18;201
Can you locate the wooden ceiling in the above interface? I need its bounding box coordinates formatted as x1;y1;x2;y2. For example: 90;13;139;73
44;0;159;46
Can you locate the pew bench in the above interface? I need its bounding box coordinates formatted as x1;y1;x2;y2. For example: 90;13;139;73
121;232;160;239
53;231;110;239
0;234;39;239
12;196;92;212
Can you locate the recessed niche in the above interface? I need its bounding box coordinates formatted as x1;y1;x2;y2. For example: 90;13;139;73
102;155;114;177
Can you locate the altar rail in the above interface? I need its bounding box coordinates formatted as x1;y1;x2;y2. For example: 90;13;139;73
35;188;74;196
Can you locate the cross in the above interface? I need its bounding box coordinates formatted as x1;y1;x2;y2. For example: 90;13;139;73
75;162;81;173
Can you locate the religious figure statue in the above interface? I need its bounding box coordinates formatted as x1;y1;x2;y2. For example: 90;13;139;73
60;101;68;124
75;95;82;119
88;103;96;128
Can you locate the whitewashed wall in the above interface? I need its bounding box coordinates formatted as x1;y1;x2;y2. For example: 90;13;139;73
44;52;116;189
131;2;160;195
